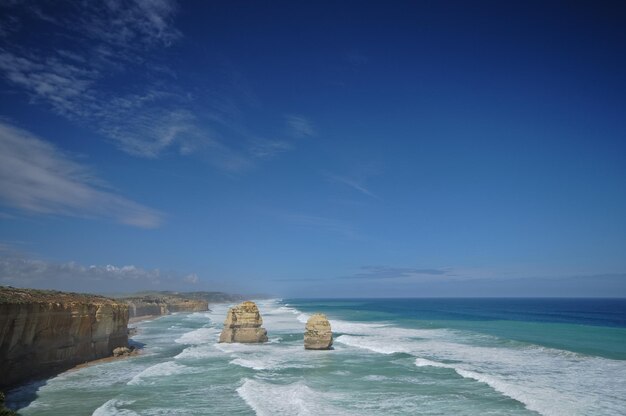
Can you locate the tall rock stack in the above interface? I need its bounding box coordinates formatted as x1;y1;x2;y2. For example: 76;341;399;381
304;314;333;350
218;301;268;343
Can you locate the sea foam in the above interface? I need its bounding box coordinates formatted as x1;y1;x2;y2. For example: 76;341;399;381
92;400;139;416
175;327;219;345
236;378;353;416
325;306;626;416
127;362;198;386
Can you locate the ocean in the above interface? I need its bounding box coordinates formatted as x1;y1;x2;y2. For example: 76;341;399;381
7;298;626;415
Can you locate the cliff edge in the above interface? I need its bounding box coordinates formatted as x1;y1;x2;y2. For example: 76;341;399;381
0;286;129;389
123;294;208;319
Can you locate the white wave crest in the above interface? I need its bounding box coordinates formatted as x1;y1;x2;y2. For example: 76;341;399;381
127;362;197;386
175;344;223;360
335;335;412;354
174;327;219;345
336;322;626;416
236;378;354;416
224;344;317;371
92;400;139;416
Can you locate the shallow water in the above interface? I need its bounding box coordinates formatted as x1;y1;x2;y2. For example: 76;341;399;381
7;298;626;415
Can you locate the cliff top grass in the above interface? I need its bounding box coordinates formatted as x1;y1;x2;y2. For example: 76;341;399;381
0;286;122;305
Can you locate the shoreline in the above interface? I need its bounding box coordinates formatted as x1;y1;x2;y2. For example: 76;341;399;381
65;316;161;374
67;350;141;372
6;312;197;394
129;314;162;324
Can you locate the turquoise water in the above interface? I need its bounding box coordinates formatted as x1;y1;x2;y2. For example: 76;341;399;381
7;298;626;415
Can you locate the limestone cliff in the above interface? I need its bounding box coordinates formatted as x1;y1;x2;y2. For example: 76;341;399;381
219;301;268;343
0;287;129;389
304;313;333;350
124;295;208;319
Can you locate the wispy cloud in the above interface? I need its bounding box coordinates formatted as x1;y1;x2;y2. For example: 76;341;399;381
0;121;163;227
341;266;450;280
247;138;293;159
77;0;181;49
0;1;314;172
286;214;361;239
326;173;378;198
0;49;203;159
0;250;201;293
0;0;193;159
183;273;199;284
0;51;98;117
285;115;315;138
345;50;369;66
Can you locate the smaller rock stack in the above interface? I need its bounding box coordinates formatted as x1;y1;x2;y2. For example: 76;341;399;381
304;314;333;350
219;301;268;343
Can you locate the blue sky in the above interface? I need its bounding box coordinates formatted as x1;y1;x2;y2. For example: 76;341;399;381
0;1;625;297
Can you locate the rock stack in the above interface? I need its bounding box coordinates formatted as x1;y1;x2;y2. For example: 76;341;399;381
304;314;333;350
219;301;268;343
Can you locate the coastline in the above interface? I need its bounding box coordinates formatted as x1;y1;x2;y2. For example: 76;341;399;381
4;309;213;411
62;311;206;375
71;311;199;373
129;314;162;324
6;299;626;415
7;314;165;397
66;349;141;373
62;317;158;374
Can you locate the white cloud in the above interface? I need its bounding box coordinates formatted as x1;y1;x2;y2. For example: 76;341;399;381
0;251;201;292
326;173;378;198
247;138;293;159
0;121;163;227
342;266;449;280
81;0;181;49
285;115;315;138
0;52;98;117
183;273;199;284
0;1;194;159
0;49;200;159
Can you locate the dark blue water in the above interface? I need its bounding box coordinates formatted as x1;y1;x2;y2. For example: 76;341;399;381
291;298;626;327
289;298;626;359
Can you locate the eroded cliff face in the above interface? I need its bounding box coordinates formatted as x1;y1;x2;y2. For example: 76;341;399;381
167;299;208;313
219;301;268;343
304;313;333;350
125;296;208;319
0;287;129;389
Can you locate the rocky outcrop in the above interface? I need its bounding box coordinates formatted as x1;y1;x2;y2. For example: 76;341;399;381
304;314;333;350
0;391;17;416
125;295;208;319
219;301;268;343
0;287;129;389
112;346;136;357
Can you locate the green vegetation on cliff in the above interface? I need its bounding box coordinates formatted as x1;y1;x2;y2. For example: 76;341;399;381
0;286;120;305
